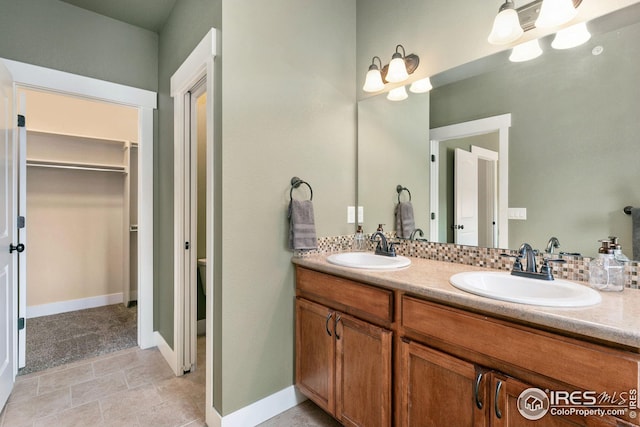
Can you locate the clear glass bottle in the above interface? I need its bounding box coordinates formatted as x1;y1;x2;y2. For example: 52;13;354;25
588;250;624;292
352;225;366;252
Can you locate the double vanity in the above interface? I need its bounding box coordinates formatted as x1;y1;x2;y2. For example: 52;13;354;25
293;252;640;426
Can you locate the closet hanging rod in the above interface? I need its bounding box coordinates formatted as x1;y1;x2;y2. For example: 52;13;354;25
27;128;130;145
27;162;127;174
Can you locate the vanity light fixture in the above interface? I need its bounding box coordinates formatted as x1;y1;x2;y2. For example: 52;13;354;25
363;56;385;92
409;77;433;93
488;0;524;45
386;45;420;83
535;0;578;29
387;86;408;101
551;22;591;49
509;38;543;62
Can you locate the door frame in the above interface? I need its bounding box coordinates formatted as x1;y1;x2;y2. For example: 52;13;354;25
429;113;511;248
1;58;157;351
170;28;217;425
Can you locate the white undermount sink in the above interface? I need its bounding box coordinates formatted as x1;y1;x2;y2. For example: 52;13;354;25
449;271;601;307
327;252;411;270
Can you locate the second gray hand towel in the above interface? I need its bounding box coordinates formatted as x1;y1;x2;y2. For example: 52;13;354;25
395;201;415;239
288;199;317;250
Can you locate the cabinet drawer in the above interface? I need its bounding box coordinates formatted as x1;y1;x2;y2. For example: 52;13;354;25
402;296;640;395
296;267;393;323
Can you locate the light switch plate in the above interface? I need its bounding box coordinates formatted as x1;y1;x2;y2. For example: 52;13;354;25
358;206;364;223
508;207;527;220
347;206;356;223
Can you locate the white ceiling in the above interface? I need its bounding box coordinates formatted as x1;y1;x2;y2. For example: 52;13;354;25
60;0;177;33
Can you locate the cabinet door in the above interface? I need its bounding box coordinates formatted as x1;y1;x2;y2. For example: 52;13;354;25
335;312;393;427
491;374;635;427
296;298;336;415
398;340;489;427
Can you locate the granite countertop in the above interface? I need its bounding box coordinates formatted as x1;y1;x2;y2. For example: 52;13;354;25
293;254;640;350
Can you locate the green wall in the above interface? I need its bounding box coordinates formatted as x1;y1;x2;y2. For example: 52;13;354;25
0;0;158;91
220;0;356;414
430;20;640;256
156;0;356;416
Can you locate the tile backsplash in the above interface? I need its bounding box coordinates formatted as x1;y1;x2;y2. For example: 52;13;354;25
294;233;639;289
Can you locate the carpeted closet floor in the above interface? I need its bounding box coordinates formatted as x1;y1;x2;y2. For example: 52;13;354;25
19;304;137;375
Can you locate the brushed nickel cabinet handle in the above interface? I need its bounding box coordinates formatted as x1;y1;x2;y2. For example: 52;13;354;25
494;380;503;419
334;314;342;340
474;372;484;409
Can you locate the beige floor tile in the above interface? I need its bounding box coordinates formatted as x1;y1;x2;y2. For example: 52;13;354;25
101;413;141;427
182;419;206;427
7;376;38;404
155;376;203;402
136;399;202;427
99;384;164;421
2;388;71;427
38;362;95;395
123;359;174;389
257;400;341;427
70;371;128;407
33;401;103;427
92;351;142;378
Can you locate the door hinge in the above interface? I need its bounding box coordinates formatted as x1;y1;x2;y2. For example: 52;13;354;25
431;212;436;220
17;216;25;229
185;241;190;250
17;115;25;128
431;154;436;162
18;317;25;330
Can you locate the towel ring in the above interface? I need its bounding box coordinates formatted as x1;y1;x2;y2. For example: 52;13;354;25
624;206;633;215
290;176;313;201
396;185;411;203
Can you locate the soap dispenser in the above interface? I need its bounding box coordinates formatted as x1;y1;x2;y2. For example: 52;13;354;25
353;225;366;252
588;239;624;292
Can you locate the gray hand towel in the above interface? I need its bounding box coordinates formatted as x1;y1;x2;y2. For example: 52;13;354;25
395;201;415;239
632;207;640;261
288;199;317;250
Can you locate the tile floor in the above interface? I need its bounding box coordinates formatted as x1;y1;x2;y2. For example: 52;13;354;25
0;337;206;427
1;334;343;427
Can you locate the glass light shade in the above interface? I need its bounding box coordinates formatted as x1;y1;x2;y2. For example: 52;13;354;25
409;77;433;93
363;68;385;92
535;0;578;29
387;86;408;101
488;8;523;45
386;56;409;83
509;39;543;62
551;22;591;49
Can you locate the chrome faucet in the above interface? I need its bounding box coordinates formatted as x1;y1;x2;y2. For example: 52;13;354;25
409;228;425;241
505;242;565;281
545;237;560;254
370;231;397;257
519;243;538;273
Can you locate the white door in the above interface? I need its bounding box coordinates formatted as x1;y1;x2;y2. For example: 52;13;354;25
454;148;478;246
0;60;16;409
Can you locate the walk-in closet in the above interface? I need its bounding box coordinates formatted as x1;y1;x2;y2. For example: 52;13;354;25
19;88;139;373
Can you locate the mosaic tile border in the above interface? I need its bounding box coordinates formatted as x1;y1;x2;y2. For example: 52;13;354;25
294;234;639;289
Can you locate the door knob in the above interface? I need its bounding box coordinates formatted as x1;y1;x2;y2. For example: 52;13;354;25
9;243;24;254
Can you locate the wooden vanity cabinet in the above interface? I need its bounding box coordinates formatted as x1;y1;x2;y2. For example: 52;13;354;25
401;296;639;427
295;267;393;427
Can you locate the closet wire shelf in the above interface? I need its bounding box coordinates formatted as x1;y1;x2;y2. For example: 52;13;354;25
26;158;127;174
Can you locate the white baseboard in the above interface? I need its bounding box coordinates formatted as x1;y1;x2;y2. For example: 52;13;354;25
154;331;179;376
26;292;124;318
207;386;307;427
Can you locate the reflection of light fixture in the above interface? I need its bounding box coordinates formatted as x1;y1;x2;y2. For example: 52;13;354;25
363;56;385;92
509;39;543;62
488;0;523;45
410;77;433;93
551;22;591;49
387;86;408;101
535;0;578;29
